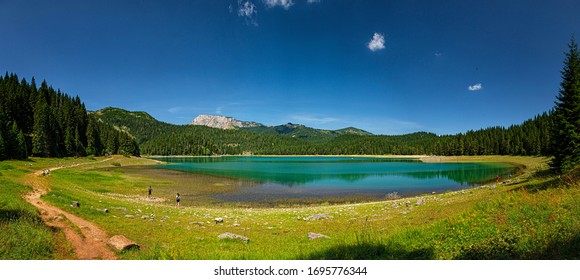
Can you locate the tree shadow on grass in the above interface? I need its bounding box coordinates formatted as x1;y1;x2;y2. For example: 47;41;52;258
454;233;580;260
0;209;42;224
513;177;562;193
302;242;435;260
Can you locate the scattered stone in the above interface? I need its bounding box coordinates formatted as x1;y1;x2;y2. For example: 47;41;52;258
52;215;64;221
214;217;224;224
108;235;140;251
233;221;240;227
405;200;411;207
218;232;250;244
124;215;135;219
308;232;330;240
416;199;425;206
141;215;149;220
305;214;333;221
103;208;109;213
71;201;80;208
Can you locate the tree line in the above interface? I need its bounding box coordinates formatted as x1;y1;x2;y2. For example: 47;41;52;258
132;113;552;157
2;38;578;174
0;73;139;160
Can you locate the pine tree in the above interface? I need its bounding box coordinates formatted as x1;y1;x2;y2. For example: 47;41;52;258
32;99;51;157
551;38;580;173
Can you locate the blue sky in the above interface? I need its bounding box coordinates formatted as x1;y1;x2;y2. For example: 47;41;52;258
1;0;579;135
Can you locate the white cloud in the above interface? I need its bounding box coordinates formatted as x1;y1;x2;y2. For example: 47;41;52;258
238;0;257;17
264;0;294;10
237;0;258;25
290;114;339;125
307;0;320;3
368;33;385;51
168;107;182;114
468;83;483;91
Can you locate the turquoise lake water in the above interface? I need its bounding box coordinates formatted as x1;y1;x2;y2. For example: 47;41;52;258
153;156;518;202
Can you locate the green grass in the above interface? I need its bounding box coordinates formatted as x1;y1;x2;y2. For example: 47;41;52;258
0;180;56;259
1;155;578;259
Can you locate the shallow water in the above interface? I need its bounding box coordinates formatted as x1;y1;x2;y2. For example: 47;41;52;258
153;156;518;203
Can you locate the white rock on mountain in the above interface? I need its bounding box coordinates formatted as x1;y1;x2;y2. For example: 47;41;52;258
189;115;261;130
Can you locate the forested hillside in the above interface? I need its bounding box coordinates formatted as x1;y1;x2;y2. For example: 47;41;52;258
94;107;553;157
0;73;139;160
0;71;554;160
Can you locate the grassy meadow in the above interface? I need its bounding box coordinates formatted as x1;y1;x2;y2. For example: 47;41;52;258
1;155;578;259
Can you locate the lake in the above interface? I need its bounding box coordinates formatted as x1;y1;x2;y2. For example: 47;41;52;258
152;156;519;203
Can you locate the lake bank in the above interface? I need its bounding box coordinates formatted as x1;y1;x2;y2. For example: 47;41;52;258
5;155;578;260
148;155;521;207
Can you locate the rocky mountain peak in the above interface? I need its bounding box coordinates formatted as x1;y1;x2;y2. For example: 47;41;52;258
189;114;262;129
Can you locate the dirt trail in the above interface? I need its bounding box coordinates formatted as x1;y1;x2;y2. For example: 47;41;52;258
23;158;117;260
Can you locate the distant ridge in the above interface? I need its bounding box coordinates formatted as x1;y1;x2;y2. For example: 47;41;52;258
189;114;262;129
189;114;373;139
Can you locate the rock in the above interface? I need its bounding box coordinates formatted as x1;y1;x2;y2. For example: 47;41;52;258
214;217;224;224
218;232;250;243
141;215;149;220
308;232;330;240
103;208;109;213
416;199;425;206
305;214;333;221
108;235;140;251
124;215;135;219
71;201;80;208
405;200;411;206
190;115;261;130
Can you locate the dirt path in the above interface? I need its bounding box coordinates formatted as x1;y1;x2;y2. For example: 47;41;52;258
23;158;118;260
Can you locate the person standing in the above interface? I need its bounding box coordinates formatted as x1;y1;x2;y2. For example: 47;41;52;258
148;186;152;197
176;193;181;208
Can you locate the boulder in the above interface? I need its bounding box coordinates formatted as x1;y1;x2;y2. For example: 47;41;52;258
214;217;224;224
108;235;140;251
305;214;333;221
308;232;330;240
71;201;80;208
218;232;249;243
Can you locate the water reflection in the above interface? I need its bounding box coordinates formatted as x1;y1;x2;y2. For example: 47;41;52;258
154;156;518;188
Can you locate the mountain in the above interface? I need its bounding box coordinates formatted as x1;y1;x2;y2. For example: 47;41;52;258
189;114;373;140
189;114;262;129
93;107;552;158
92;107;175;144
240;122;372;141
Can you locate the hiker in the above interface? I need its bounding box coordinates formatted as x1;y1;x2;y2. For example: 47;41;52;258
148;186;152;197
176;193;181;208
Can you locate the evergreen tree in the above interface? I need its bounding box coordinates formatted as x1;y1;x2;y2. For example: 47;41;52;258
32;99;51;157
551;38;580;173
